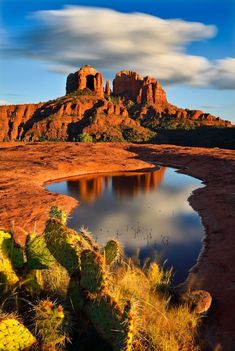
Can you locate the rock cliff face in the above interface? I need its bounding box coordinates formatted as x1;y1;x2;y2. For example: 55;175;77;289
113;70;167;105
0;65;233;143
66;65;104;97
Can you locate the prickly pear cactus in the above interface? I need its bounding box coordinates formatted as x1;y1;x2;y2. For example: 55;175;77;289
67;276;85;312
104;239;121;266
26;233;56;269
0;314;36;351
84;293;133;351
80;249;107;293
0;230;24;269
0;231;19;290
49;206;67;225
45;219;90;274
119;301;134;351
0;258;19;291
34;299;67;349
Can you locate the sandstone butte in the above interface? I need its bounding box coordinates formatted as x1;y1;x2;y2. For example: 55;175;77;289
0;65;233;142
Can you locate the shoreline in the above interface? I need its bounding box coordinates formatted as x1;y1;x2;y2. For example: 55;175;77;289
0;142;234;349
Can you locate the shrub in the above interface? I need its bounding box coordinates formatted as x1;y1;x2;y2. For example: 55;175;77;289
78;133;93;142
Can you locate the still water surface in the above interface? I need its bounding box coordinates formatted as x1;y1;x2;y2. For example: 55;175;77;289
45;167;204;284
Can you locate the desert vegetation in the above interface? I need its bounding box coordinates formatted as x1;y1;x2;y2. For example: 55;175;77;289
0;206;205;351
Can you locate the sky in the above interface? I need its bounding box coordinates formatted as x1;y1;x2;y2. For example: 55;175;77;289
0;0;235;122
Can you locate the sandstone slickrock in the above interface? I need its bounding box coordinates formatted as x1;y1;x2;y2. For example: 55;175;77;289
0;65;233;143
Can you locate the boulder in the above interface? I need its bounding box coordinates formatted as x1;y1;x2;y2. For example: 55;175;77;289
183;290;212;314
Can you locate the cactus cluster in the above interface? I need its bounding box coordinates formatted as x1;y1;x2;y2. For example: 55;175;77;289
0;206;133;351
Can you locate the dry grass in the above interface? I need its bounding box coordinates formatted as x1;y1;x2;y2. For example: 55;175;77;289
109;260;200;351
26;253;201;350
42;263;70;297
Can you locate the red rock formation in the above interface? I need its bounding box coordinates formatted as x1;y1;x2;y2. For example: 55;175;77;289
104;80;111;96
66;65;104;97
0;103;43;141
113;70;167;105
0;65;233;142
113;71;143;102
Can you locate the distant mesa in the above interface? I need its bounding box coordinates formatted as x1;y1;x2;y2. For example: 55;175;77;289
0;64;233;146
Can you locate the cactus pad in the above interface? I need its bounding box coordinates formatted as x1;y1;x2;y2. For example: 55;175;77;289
0;230;24;269
80;249;107;293
67;276;85;312
104;239;121;266
0;315;36;351
34;299;67;348
84;293;133;350
26;233;56;269
119;301;134;351
49;206;67;225
0;231;19;290
0;258;19;291
45;219;89;274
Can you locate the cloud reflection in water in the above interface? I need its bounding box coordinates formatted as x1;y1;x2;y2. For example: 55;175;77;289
46;167;204;284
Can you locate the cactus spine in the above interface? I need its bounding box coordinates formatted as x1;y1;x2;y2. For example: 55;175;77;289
79;226;99;251
34;299;67;350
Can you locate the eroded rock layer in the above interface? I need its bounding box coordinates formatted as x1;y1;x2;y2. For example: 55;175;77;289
113;70;167;105
0;65;232;142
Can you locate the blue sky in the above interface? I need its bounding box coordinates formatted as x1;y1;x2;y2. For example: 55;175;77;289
0;0;234;122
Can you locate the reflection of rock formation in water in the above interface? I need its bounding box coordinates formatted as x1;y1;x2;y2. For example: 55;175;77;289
112;167;165;199
67;176;110;203
67;168;165;203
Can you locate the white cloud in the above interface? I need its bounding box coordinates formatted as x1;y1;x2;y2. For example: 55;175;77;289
209;58;235;89
5;6;235;89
